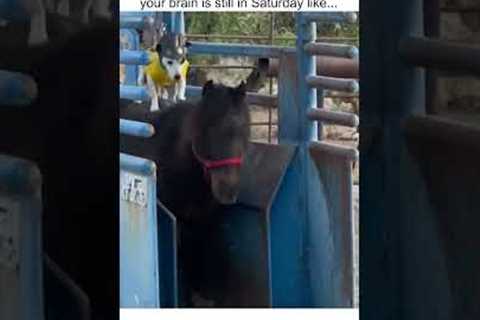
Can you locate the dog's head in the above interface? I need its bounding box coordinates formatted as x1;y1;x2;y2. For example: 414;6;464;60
156;34;191;82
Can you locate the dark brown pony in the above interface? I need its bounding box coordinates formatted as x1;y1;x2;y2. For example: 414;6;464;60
120;81;251;306
120;80;251;223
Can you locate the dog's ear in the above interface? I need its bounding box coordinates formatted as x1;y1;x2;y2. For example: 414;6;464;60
202;80;214;96
236;81;247;97
155;43;162;53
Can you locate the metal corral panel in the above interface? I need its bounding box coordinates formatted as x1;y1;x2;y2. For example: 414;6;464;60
120;29;141;86
178;143;294;307
309;144;355;306
120;154;160;307
156;201;178;307
0;154;44;320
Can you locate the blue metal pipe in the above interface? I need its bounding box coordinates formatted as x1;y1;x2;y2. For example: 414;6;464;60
162;12;174;33
119;12;152;29
120;85;150;102
119;15;145;29
120;119;155;138
120;30;142;85
121;43;295;62
120;50;150;65
0;70;38;106
120;153;156;176
171;12;184;35
189;41;295;58
306;75;359;93
304;42;358;59
296;13;317;142
302;12;357;24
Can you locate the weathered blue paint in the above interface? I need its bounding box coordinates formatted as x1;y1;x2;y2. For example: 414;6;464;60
120;119;155;138
0;70;37;106
120;85;150;102
120;158;160;307
120;153;156;176
309;144;355;306
0;155;44;320
274;12;356;307
307;109;359;128
304;42;359;59
119;14;147;29
120;49;150;66
120;12;154;30
295;13;317;142
189;41;295;58
278;53;302;143
120;30;141;85
270;145;337;306
162;12;184;34
306;75;359;93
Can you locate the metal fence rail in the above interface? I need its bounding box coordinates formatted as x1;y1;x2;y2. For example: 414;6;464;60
399;36;480;76
118;11;359;308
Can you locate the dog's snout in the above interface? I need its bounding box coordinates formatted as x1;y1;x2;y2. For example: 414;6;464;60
174;74;181;80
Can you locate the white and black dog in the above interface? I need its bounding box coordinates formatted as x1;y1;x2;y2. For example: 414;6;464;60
138;33;191;111
1;0;111;46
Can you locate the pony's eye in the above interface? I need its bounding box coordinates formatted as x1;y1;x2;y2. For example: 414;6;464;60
167;60;173;65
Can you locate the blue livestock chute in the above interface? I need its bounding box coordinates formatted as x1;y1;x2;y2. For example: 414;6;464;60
119;123;178;308
119;11;359;307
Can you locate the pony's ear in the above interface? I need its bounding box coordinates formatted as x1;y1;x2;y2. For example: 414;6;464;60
202;80;214;96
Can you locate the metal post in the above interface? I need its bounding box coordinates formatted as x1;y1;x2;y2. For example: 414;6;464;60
164;12;185;35
120;29;141;85
268;13;275;143
361;0;432;318
296;13;317;143
0;155;44;320
424;0;440;114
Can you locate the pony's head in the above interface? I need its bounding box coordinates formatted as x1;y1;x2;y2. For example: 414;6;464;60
192;80;250;205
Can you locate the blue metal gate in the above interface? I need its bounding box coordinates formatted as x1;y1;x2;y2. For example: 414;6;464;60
119;11;359;307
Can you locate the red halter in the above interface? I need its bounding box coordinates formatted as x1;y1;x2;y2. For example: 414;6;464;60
192;144;243;178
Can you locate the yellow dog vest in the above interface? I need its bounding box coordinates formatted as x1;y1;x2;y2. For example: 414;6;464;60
144;51;190;88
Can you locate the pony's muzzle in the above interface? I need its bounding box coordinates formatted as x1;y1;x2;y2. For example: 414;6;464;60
209;168;241;205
